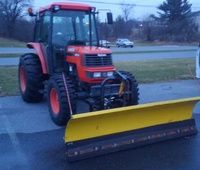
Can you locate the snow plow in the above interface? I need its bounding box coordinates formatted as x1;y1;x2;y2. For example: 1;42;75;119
65;97;199;162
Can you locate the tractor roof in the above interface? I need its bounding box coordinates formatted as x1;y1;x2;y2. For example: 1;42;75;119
39;2;95;12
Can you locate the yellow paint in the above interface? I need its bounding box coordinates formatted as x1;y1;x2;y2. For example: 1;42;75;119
65;97;200;143
118;82;125;97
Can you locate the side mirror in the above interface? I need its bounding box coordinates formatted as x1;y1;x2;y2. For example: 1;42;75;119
107;12;113;24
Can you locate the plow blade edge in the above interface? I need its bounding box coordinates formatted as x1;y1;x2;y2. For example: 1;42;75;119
65;97;200;162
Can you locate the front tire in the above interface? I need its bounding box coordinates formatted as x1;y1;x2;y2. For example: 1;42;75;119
18;53;44;102
120;71;139;105
47;75;76;126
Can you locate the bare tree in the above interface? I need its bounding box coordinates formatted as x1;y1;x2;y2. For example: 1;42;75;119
97;21;112;41
113;15;126;38
142;15;155;41
120;1;135;22
0;0;32;38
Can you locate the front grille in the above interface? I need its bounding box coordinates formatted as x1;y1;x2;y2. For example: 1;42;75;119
90;84;120;97
84;54;113;67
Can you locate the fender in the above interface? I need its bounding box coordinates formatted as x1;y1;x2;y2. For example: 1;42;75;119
27;42;48;74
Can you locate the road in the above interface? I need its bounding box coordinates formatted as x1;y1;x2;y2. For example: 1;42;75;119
113;51;196;61
0;46;197;66
112;45;197;53
0;47;34;54
1;80;200;170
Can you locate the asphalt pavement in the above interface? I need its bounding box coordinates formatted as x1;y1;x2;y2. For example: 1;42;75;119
1;80;200;170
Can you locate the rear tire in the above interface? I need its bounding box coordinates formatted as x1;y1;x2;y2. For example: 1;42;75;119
18;53;44;102
47;75;76;126
119;71;139;105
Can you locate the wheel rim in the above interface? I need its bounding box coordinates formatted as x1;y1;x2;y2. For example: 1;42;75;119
20;66;26;92
50;88;60;115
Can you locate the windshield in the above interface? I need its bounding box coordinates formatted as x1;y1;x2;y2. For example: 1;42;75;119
52;10;98;47
123;39;129;41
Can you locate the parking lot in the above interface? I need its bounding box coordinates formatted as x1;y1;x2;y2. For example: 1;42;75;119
1;80;200;169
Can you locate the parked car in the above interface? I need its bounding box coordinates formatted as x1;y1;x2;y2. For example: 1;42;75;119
116;38;134;48
99;40;111;48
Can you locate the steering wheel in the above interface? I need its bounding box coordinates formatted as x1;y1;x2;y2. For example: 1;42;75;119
52;34;75;46
53;33;75;40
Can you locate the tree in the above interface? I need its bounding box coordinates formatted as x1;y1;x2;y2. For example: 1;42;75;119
142;15;156;41
0;0;32;38
120;1;135;22
113;15;126;38
112;2;135;39
156;0;192;41
97;22;112;40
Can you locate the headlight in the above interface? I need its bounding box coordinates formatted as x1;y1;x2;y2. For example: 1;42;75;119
93;72;101;78
107;72;113;77
87;71;114;78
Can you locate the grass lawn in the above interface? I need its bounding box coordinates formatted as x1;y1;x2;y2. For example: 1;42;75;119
0;54;23;58
0;37;26;47
0;58;196;96
114;58;195;83
0;66;19;96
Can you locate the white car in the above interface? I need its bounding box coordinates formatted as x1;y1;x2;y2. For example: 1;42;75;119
99;40;111;48
116;38;134;48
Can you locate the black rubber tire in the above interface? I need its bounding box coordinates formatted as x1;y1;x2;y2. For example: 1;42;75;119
119;71;139;105
18;53;44;102
47;74;76;126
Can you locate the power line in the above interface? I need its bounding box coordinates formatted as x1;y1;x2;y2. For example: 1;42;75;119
67;0;122;6
65;0;156;8
34;0;200;10
64;0;200;9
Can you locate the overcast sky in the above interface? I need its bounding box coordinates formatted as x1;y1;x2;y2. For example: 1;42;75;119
33;0;200;21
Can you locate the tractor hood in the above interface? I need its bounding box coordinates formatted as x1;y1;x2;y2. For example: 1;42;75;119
67;46;112;55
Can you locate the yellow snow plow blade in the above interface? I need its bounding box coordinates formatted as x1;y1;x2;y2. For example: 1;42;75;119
65;97;199;161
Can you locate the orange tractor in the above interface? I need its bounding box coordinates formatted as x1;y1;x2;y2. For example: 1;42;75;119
18;2;139;126
18;2;199;161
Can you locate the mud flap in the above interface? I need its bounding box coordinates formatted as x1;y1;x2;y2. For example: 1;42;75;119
65;97;200;162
